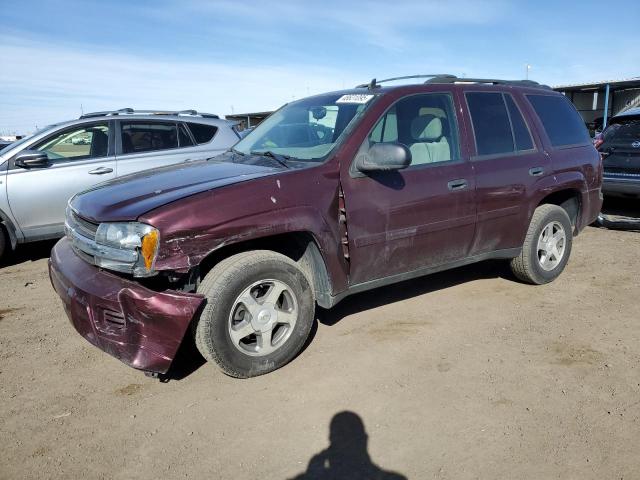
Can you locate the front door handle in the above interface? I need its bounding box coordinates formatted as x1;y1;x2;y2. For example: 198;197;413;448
529;167;544;177
447;179;468;191
88;167;114;175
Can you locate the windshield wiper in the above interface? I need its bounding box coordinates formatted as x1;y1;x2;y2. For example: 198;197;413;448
207;147;245;162
250;150;291;169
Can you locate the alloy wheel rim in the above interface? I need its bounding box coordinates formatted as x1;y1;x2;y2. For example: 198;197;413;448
537;221;566;271
228;279;298;356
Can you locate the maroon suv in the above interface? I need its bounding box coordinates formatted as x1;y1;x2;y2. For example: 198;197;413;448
49;75;602;378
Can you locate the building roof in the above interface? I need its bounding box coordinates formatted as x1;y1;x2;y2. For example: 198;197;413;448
553;77;640;92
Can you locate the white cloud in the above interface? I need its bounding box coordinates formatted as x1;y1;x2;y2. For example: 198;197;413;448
180;0;511;50
0;35;363;133
2;0;637;134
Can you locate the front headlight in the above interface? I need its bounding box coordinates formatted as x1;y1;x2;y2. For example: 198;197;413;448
94;222;160;277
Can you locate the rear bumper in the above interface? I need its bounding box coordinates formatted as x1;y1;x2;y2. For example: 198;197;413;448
602;175;640;197
49;238;205;374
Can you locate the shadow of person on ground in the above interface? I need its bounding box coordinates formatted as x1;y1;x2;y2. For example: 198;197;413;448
289;411;407;480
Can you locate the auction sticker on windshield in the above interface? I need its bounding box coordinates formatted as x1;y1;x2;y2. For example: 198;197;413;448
336;94;375;104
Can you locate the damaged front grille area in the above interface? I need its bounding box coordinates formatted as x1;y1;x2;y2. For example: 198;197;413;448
70;210;99;239
65;208;99;263
64;205;138;268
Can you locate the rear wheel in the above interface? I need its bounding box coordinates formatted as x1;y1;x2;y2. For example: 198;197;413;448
194;250;315;378
510;204;573;285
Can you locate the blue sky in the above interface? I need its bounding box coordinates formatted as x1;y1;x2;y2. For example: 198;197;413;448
1;0;639;133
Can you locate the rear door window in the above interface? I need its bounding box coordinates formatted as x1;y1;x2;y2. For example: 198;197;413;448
505;95;534;151
466;92;536;156
187;123;218;144
527;94;590;147
466;92;514;156
120;122;178;154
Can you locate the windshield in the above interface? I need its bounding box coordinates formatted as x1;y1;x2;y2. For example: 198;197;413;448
0;125;57;156
233;92;376;161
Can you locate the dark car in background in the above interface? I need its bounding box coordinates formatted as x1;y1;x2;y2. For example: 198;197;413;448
595;107;640;198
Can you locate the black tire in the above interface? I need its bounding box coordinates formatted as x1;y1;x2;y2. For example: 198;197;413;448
510;204;573;285
194;250;315;378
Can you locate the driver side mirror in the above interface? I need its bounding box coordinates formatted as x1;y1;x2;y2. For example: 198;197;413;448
14;150;50;169
356;142;411;173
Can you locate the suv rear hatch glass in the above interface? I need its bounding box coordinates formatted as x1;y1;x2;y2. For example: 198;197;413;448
600;116;640;175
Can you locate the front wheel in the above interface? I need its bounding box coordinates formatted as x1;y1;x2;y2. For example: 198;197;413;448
510;204;573;285
194;250;315;378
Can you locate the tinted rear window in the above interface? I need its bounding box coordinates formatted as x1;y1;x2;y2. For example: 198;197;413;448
527;94;590;147
187;123;218;144
466;92;514;155
121;122;178;154
505;94;534;151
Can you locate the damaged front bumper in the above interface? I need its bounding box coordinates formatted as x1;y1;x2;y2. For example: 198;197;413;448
49;238;205;374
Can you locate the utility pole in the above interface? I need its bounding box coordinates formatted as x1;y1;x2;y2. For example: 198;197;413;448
525;64;531;80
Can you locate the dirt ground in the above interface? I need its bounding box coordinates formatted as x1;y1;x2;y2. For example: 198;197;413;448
1;199;640;480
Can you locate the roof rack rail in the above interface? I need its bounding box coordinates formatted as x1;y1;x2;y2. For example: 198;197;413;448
425;76;551;89
355;75;551;90
356;74;456;89
79;108;219;119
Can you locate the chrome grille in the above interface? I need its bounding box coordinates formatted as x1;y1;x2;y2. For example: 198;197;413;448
73;247;96;265
69;210;98;240
65;206;138;267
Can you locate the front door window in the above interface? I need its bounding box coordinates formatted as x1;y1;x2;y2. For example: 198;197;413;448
35;123;109;163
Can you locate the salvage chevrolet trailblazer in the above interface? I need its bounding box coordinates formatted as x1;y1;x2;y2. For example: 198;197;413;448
49;75;603;378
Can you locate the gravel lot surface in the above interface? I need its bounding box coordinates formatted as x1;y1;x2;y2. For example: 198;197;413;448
1;199;639;479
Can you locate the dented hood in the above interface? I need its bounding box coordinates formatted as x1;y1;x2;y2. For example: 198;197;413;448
70;159;277;223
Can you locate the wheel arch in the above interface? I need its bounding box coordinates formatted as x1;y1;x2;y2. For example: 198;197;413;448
537;188;582;234
197;231;334;308
539;189;581;223
0;208;20;249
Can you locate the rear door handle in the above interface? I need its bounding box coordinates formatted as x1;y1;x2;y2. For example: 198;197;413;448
447;179;468;191
88;167;114;175
529;167;544;177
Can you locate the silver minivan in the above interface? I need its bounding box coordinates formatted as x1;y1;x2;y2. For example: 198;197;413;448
0;109;240;260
